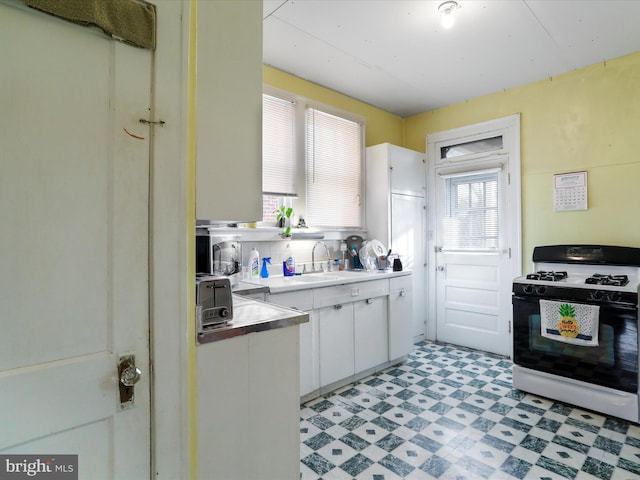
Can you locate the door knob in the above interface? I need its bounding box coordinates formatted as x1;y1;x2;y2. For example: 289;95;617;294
120;364;142;387
118;354;142;408
437;266;445;271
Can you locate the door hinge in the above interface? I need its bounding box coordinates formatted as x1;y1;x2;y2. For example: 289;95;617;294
508;173;511;184
509;247;512;258
508;320;512;334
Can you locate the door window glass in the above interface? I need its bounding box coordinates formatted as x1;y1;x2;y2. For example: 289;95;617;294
443;171;499;250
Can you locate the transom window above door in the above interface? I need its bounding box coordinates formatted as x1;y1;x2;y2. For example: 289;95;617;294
440;135;503;159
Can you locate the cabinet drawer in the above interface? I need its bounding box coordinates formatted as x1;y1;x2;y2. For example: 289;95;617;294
390;275;412;293
314;279;389;309
268;290;313;312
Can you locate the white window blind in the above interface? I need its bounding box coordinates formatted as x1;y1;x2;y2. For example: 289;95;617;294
262;94;296;196
305;107;363;227
442;171;499;250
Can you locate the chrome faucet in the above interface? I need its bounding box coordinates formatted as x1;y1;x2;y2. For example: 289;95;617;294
311;241;331;272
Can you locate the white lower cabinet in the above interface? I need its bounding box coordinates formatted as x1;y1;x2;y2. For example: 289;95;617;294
354;296;389;372
267;274;412;400
318;303;355;386
268;291;318;397
389;275;414;360
299;310;319;396
247;328;300;480
197;327;300;480
318;294;389;389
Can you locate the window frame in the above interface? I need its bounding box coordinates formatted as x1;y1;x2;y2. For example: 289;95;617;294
261;85;366;230
442;171;500;251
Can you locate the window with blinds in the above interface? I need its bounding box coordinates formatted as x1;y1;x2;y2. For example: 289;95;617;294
442;170;499;250
305;107;363;228
262;94;296;197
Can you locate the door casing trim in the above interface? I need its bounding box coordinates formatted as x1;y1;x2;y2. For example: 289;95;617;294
425;114;522;357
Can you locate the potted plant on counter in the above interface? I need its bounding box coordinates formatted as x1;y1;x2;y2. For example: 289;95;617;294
276;205;294;238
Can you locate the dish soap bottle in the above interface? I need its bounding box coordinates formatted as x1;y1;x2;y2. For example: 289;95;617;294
249;248;260;278
260;257;271;278
283;243;295;277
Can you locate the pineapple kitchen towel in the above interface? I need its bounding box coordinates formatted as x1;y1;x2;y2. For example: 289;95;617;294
539;300;600;346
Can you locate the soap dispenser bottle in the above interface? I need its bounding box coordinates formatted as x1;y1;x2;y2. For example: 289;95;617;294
283;243;295;277
260;257;271;278
249;248;260;278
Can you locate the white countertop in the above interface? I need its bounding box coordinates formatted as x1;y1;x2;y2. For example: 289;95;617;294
244;269;411;294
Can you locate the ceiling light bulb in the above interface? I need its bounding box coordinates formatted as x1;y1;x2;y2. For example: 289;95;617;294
441;13;455;29
438;1;459;29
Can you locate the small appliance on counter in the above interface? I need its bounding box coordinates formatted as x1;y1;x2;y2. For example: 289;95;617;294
196;230;242;286
392;256;403;271
196;276;233;332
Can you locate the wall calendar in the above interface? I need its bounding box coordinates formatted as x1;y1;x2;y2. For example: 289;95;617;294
554;171;588;212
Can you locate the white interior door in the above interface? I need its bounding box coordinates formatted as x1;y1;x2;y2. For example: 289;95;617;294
434;164;512;356
0;3;151;478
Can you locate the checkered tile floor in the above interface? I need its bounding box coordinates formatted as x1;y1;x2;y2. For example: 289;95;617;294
300;342;640;479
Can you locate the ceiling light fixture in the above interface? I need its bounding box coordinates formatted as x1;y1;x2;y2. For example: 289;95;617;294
438;1;459;29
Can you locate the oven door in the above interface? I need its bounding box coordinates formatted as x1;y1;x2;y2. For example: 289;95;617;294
513;294;638;393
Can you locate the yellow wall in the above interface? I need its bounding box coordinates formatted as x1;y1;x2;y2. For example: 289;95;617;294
404;52;640;266
264;65;404;147
265;54;640;267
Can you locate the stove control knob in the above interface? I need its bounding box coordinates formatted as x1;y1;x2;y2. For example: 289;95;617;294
523;284;534;294
605;292;621;303
535;285;547;295
590;290;604;301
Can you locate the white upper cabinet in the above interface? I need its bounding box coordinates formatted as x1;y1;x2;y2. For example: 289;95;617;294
365;143;426;246
390;146;426;195
196;0;263;222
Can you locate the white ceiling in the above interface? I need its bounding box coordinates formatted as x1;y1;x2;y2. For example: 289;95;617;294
263;0;640;117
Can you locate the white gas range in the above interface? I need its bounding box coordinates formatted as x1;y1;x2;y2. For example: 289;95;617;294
512;245;640;423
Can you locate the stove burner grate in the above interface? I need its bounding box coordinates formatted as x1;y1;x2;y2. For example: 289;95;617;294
585;273;629;286
525;271;568;282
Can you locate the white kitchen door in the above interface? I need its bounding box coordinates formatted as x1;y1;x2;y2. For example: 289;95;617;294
427;115;521;357
0;3;151;479
434;164;512;356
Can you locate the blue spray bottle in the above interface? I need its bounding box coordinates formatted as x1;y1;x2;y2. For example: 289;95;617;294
260;257;271;278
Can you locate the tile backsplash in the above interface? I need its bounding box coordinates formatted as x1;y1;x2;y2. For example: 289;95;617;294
242;239;345;277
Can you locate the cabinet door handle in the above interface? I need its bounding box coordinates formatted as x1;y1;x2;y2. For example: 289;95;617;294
399;289;406;297
334;304;343;310
365;298;373;305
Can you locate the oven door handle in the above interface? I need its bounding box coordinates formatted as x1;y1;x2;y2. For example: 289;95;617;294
513;295;638;311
